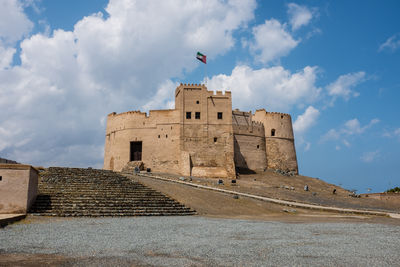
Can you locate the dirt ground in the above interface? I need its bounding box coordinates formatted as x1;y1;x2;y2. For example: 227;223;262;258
2;171;398;266
141;170;400;213
131;174;400;226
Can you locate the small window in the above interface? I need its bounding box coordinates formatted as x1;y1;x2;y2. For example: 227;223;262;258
257;145;259;149
0;176;2;181
271;129;276;136
214;137;217;143
196;100;200;104
217;112;223;120
186;112;191;119
158;135;160;138
166;134;168;138
195;112;201;119
281;115;283;119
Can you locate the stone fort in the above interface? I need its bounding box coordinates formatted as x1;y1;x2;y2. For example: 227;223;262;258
103;84;298;178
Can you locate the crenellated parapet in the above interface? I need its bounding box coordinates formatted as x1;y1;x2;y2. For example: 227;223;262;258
253;109;294;139
179;83;205;87
106;109;179;135
212;90;231;96
104;82;298;176
232;110;264;137
253;108;298;173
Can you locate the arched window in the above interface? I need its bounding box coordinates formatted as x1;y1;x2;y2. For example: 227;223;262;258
271;129;276;136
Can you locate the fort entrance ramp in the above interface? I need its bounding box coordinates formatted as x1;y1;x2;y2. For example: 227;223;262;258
29;167;195;216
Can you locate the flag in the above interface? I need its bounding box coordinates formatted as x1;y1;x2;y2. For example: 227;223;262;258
196;52;206;64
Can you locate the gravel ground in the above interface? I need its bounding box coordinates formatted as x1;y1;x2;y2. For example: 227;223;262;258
1;216;400;266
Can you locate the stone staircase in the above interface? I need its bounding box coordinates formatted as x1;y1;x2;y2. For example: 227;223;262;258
29;167;195;216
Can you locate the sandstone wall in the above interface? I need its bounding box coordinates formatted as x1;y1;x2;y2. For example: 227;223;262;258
0;164;38;214
103;109;181;173
232;110;267;172
175;84;235;178
253;109;298;173
104;84;298;178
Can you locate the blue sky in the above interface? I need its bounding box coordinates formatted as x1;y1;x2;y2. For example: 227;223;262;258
1;0;400;193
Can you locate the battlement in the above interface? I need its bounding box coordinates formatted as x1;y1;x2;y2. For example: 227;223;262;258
108;110;148;118
104;83;298;176
232;110;251;116
180;83;206;87
266;111;291;118
212;90;231;96
255;109;291;117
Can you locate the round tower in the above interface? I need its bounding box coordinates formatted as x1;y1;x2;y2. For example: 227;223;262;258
253;109;298;173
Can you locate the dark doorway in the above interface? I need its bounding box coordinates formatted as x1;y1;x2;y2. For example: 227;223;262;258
130;141;142;161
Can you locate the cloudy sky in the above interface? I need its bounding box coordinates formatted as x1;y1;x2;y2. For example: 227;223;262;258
1;0;399;193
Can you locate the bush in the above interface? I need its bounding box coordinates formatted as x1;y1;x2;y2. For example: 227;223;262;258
386;186;400;193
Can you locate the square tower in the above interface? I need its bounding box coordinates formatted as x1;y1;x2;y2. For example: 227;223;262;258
175;84;235;178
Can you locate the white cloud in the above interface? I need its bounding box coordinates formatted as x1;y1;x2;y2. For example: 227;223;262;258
304;142;311;151
361;150;380;163
326;71;366;105
293;106;320;134
383;128;400;140
0;0;33;70
292;106;320;152
342;139;351;147
247;19;299;64
342;118;379;135
141;80;177;111
322;129;340;141
207;65;320;112
321;118;379;144
379;34;400;52
287;3;314;31
0;0;257;166
0;46;16;69
0;0;33;45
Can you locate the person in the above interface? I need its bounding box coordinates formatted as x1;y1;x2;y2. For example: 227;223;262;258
333;188;337;194
304;185;309;191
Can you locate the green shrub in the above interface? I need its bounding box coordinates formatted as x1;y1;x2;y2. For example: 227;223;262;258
386;186;400;193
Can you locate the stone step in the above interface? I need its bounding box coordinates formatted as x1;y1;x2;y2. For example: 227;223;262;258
31;206;189;211
30;207;192;212
31;202;185;206
34;195;177;200
39;188;160;194
32;208;193;214
37;193;163;197
29;167;195;217
33;200;184;207
30;211;196;217
31;206;184;211
38;185;150;189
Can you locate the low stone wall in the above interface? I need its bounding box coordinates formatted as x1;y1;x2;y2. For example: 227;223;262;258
0;164;38;214
362;193;400;204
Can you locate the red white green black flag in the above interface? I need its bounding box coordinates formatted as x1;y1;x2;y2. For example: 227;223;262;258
196;52;206;64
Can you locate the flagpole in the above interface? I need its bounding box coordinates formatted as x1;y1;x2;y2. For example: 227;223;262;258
196;52;207;85
205;62;207;86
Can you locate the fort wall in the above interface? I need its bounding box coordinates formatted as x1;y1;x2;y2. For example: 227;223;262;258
253;109;298;173
232;110;267;172
176;84;235;178
0;164;38;214
104;109;181;173
103;84;298;178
